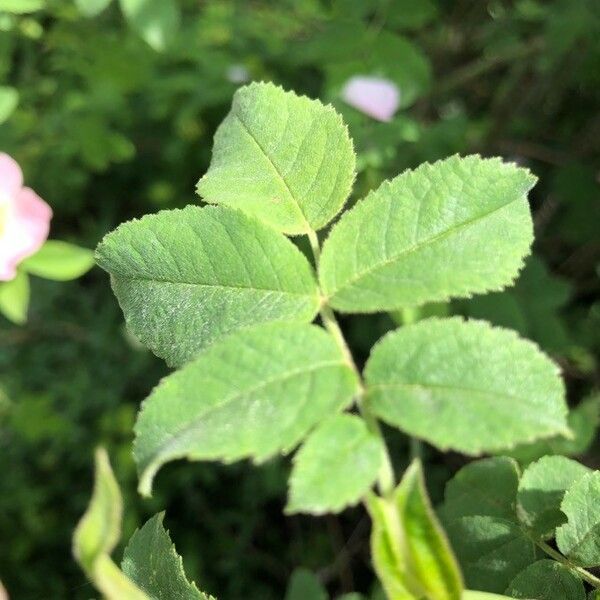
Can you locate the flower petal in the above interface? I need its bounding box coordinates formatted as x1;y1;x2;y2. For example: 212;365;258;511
0;152;23;197
0;187;52;281
341;76;400;122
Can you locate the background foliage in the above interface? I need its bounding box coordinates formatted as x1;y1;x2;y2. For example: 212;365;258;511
0;0;598;598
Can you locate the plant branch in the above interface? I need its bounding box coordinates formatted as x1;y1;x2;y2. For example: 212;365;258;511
307;228;395;497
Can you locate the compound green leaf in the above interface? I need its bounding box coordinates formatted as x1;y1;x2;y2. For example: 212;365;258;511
122;513;214;599
517;456;591;540
556;472;600;567
445;516;538;593
442;457;520;522
73;448;148;600
96;206;319;367
22;240;94;281
319;155;535;312
134;323;359;496
284;568;327;600
505;560;585;600
120;0;180;51
197;82;356;235
364;318;568;454
366;461;463;600
0;270;29;325
286;414;383;515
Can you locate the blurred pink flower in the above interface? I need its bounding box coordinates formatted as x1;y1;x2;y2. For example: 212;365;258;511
0;153;52;281
341;76;400;122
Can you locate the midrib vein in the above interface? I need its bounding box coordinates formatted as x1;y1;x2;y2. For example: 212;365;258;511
143;359;345;464
369;381;525;405
329;196;521;297
113;274;316;299
234;113;311;230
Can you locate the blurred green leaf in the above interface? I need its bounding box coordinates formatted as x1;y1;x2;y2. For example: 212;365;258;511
119;0;180;51
73;448;148;600
21;240;94;281
0;0;44;13
0;270;29;324
367;460;463;600
284;568;328;600
503;395;600;464
76;0;113;17
0;85;18;123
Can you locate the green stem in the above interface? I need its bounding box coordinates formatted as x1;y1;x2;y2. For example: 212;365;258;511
307;228;395;497
535;539;600;588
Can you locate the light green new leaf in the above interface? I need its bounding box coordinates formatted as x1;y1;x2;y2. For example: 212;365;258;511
197;82;356;235
442;457;520;522
22;240;94;281
134;322;359;496
96;206;319;367
505;560;585;600
445;516;538;593
366;461;463;600
122;513;213;599
119;0;180;51
284;568;328;600
0;86;18;124
364;318;568;454
319;155;535;312
73;448;149;600
556;471;600;567
0;0;44;13
286;414;383;515
76;0;113;17
0;270;29;325
517;456;591;540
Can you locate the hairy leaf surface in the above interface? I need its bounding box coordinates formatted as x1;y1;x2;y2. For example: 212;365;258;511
286;414;383;515
319;155;536;312
445;516;538;593
134;323;359;496
364;318;568;454
505;560;585;600
517;456;590;540
197;82;356;234
556;472;600;567
96;205;319;367
122;513;213;599
442;457;520;522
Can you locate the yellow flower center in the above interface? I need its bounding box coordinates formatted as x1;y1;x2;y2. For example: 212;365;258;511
0;196;11;237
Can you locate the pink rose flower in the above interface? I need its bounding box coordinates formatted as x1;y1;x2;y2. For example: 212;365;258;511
0;153;52;281
341;76;401;122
